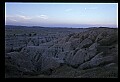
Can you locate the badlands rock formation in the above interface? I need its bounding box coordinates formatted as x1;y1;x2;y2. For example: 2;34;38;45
5;27;118;78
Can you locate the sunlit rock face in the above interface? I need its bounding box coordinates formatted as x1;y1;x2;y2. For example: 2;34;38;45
5;26;118;78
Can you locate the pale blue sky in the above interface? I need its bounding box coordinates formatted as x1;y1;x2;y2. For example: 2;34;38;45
5;3;118;28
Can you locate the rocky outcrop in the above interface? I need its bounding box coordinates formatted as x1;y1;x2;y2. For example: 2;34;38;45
78;38;93;49
27;40;34;46
41;57;64;73
104;63;116;67
89;42;99;50
65;48;97;67
5;47;13;53
64;42;99;67
78;52;114;69
5;52;36;76
5;27;118;78
20;46;48;71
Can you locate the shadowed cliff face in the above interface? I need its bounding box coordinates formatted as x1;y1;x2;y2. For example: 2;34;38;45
5;27;118;78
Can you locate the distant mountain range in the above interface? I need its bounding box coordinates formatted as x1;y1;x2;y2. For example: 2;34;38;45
5;25;44;28
6;25;115;29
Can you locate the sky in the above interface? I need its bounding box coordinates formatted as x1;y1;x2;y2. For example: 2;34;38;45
5;3;118;28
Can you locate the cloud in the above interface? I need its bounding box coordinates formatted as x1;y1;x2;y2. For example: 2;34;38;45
9;19;18;22
65;9;73;12
5;15;15;22
6;14;32;20
6;15;14;18
37;15;48;19
6;14;49;24
16;15;32;20
5;14;32;24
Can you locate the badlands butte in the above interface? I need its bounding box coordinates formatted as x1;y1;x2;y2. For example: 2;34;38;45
5;25;118;78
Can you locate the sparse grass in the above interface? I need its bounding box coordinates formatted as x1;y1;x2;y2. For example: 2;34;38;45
22;65;118;78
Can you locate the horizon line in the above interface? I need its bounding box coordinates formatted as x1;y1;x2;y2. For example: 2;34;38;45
5;24;118;28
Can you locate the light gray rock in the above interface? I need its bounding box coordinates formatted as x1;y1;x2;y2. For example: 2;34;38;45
27;40;34;46
79;52;114;69
12;46;23;52
32;38;39;46
41;44;63;58
70;49;86;66
57;51;69;60
90;52;104;60
78;52;103;69
91;56;114;66
69;48;97;67
5;47;13;53
89;42;99;50
63;42;72;51
84;49;97;61
5;52;36;73
95;31;108;42
65;50;75;65
6;52;27;60
42;48;56;57
5;27;118;77
104;63;116;67
41;57;62;72
20;46;47;70
87;31;98;41
21;46;46;57
70;38;82;50
21;45;48;70
78;38;93;49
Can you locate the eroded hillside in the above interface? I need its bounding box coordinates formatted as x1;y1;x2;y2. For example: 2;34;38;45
5;26;118;78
